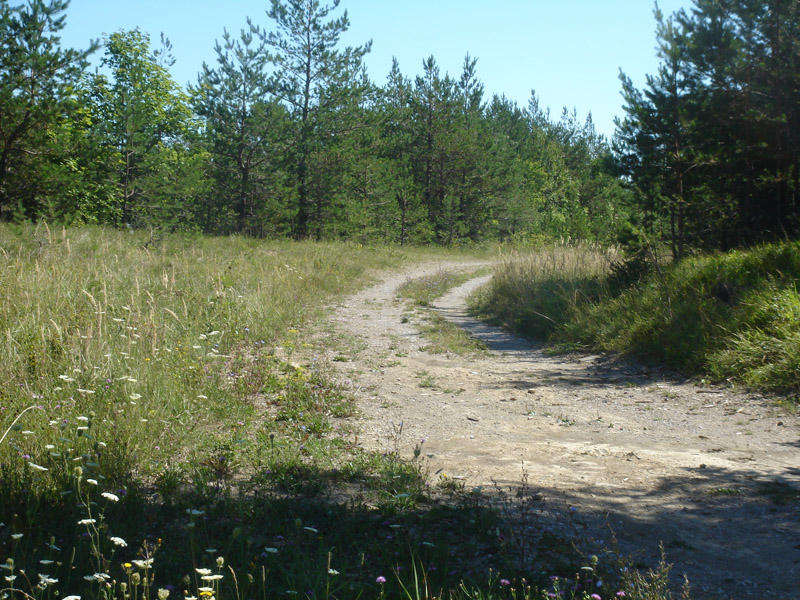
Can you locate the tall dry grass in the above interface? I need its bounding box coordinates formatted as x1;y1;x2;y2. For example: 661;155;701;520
473;241;617;341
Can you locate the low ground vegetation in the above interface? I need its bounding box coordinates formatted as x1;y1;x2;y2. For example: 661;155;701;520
0;226;680;600
474;241;800;398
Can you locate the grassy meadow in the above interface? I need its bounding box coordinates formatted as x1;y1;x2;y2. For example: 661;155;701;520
2;225;672;600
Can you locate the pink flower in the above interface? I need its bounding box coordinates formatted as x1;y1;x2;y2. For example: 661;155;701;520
500;579;511;586
376;576;386;584
591;595;602;600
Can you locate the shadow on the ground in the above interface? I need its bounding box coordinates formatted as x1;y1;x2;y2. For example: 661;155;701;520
4;454;797;599
490;461;800;600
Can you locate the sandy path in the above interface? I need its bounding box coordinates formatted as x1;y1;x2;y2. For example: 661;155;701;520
314;261;800;599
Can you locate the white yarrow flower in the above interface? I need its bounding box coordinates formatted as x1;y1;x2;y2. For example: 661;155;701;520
132;559;154;569
78;518;96;525
110;536;127;547
86;478;98;486
101;492;119;502
28;462;48;472
195;568;212;576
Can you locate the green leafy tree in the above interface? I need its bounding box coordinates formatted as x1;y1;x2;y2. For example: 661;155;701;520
88;29;198;228
0;0;96;220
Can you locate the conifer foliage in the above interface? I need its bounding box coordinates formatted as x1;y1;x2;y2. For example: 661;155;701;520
616;0;800;256
18;0;785;247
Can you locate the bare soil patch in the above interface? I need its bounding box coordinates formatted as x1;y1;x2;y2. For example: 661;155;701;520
314;261;800;599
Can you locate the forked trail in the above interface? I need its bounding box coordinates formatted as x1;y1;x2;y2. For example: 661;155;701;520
315;261;800;599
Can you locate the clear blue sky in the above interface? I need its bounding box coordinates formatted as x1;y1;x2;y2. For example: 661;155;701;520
59;0;694;140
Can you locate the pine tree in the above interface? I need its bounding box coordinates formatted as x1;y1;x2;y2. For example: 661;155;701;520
0;0;96;220
257;0;371;239
193;27;290;235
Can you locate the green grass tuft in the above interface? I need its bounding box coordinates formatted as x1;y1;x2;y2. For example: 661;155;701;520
476;240;800;396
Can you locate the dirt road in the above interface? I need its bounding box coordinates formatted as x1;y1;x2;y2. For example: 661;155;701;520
316;261;800;599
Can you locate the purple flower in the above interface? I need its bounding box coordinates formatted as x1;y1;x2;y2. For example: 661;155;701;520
375;576;386;584
500;579;511;586
591;595;602;600
616;593;626;598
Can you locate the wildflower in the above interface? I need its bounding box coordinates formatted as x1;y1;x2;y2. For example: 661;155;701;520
263;547;278;554
500;579;511;586
186;509;205;516
64;596;81;600
591;595;602;600
196;568;212;576
328;569;339;576
5;575;17;582
158;589;170;600
303;526;318;533
77;416;89;422
376;576;387;584
11;533;23;540
132;558;154;569
28;462;48;472
110;537;127;547
216;556;224;568
39;560;54;565
201;575;223;582
78;519;96;525
87;479;98;485
616;593;626;598
101;492;120;502
38;574;59;585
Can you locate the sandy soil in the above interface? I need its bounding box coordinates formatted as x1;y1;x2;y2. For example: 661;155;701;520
313;260;800;599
